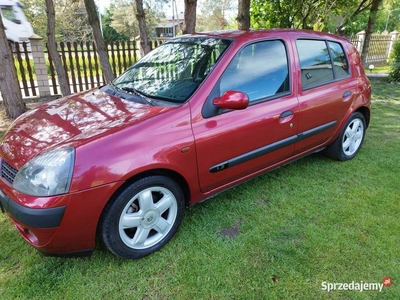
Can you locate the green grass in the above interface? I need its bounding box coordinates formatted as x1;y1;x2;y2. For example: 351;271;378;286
1;79;400;299
364;65;390;74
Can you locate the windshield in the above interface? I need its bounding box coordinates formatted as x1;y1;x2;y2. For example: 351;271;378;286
112;37;232;104
1;6;18;22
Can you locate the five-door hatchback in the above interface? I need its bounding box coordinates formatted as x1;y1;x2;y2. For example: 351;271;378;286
0;29;371;259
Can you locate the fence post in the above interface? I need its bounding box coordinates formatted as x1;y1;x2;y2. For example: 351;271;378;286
387;31;400;62
356;31;365;53
29;34;51;97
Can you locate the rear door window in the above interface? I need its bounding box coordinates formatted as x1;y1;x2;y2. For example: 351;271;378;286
296;39;349;89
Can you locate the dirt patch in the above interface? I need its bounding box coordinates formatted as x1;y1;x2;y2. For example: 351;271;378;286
219;219;243;238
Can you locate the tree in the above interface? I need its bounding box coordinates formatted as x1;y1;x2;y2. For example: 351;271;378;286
237;0;250;30
361;0;384;66
183;0;197;33
110;2;139;38
249;0;381;35
23;0;48;39
102;8;130;43
333;0;375;35
83;0;115;83
110;0;162;40
45;0;71;96
251;0;335;30
197;0;235;31
378;0;400;32
136;0;151;55
24;0;94;43
0;16;27;118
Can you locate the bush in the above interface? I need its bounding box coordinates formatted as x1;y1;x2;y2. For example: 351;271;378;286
389;40;400;82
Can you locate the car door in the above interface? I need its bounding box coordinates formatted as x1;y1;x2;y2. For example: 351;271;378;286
191;39;300;193
293;38;357;154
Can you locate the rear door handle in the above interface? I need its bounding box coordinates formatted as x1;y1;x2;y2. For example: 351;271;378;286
342;91;352;98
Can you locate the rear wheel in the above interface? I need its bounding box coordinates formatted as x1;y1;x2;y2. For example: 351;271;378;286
325;112;366;161
99;176;185;259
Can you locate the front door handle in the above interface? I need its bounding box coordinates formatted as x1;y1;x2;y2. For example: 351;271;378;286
279;110;294;124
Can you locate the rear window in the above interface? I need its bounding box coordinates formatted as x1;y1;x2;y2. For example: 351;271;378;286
296;39;349;89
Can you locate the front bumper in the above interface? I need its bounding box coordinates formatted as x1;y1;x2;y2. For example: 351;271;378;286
0;180;121;256
0;189;65;228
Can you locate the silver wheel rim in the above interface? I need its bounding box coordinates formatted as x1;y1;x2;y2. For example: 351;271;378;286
118;187;178;250
342;118;364;156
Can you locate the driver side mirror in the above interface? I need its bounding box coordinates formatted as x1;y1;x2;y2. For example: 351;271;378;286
213;90;249;110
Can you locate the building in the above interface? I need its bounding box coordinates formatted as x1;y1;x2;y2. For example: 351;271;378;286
155;13;184;38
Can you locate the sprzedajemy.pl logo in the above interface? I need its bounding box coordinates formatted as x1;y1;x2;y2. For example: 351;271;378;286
321;277;392;292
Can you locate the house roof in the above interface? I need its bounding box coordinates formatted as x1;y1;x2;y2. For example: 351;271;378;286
156;21;184;28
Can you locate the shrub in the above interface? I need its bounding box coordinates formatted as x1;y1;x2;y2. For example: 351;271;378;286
389;40;400;82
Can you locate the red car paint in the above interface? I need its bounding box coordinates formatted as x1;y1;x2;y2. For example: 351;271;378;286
0;29;371;257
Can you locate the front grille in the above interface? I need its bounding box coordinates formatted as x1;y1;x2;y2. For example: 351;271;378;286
1;159;18;185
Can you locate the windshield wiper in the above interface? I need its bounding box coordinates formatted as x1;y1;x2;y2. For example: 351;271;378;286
119;86;154;106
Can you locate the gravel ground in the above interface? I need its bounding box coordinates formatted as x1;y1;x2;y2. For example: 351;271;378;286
0;107;10;133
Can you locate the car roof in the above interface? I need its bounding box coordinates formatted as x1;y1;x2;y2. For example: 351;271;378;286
178;29;348;44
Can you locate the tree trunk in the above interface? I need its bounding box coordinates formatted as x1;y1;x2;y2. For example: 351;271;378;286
361;0;383;67
45;0;71;96
183;0;197;34
83;0;115;83
135;0;151;55
0;16;27;118
237;0;250;30
335;0;374;36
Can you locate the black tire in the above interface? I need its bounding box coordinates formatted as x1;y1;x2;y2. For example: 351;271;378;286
325;112;366;161
99;176;185;259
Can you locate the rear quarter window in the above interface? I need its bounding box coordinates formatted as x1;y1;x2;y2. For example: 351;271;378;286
328;41;350;79
296;39;350;89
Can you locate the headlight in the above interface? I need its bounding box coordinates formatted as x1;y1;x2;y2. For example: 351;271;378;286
13;148;75;196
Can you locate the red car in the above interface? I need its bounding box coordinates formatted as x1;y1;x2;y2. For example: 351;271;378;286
0;29;371;259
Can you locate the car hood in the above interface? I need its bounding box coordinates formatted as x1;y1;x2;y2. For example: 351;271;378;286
0;89;173;169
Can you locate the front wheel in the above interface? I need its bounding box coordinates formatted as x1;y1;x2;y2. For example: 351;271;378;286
99;176;185;259
325;112;366;161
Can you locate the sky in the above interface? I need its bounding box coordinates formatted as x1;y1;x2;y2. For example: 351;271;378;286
97;0;185;16
97;0;111;13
